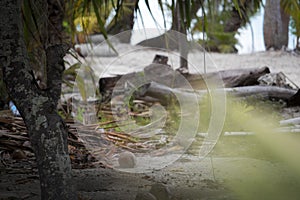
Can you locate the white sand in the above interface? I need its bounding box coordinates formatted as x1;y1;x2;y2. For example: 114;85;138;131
65;44;300;87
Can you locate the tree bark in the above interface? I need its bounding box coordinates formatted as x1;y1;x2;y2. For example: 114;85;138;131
46;0;68;107
263;0;290;50
0;67;9;109
0;0;76;199
175;1;189;70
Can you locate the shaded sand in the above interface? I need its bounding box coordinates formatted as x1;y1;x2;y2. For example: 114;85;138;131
1;49;299;199
2;155;300;199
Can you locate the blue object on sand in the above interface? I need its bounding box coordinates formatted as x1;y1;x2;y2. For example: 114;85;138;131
9;101;20;116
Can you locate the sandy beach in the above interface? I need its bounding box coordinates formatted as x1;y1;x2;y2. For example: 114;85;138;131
68;43;300;87
1;45;299;200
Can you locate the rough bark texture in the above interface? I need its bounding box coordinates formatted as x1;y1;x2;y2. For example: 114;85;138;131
47;0;65;45
46;45;66;107
263;0;289;50
0;0;76;199
0;67;9;109
46;0;67;110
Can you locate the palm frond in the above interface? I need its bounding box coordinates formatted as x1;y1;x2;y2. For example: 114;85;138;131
281;0;300;37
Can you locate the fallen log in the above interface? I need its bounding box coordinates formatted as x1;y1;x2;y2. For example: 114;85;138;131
99;55;173;94
280;117;300;126
142;82;197;105
142;82;297;105
99;61;271;95
184;66;270;89
287;89;300;107
99;54;299;107
223;85;297;101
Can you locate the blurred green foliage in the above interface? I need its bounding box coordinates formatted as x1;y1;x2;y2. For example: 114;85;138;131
281;0;300;49
192;0;262;53
200;95;300;200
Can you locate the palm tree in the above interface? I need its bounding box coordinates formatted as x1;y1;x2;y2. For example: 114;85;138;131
281;0;300;50
138;0;262;68
0;1;276;199
192;0;262;53
106;0;137;43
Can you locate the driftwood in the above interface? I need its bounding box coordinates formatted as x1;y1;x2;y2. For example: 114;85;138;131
280;117;300;126
99;56;271;94
99;54;299;107
184;66;270;89
287;89;300;107
223;85;297;100
140;82;297;105
100;74;297;106
99;55;173;94
141;82;197;105
100;66;271;90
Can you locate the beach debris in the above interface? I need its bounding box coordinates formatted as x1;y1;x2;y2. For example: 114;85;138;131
118;151;136;168
9;101;20;116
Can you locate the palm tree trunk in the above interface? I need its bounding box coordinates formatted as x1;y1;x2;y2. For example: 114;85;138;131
106;0;137;43
263;0;289;50
175;0;189;70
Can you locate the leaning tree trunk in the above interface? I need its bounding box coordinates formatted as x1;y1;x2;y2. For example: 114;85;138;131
106;0;137;43
138;0;203;72
263;0;290;50
0;0;76;199
137;0;203;50
224;0;259;33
